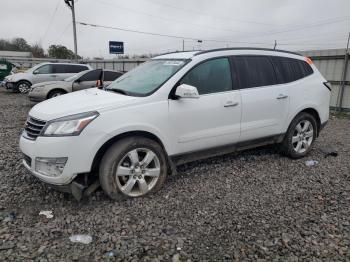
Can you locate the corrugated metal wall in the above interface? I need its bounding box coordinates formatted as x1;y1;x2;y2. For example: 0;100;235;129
300;49;349;110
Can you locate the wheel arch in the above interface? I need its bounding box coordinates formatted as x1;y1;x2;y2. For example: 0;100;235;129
90;130;171;174
16;79;32;85
47;88;68;99
290;107;321;136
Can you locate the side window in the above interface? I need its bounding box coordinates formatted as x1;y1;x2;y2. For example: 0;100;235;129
271;56;314;84
52;64;66;74
62;65;88;73
232;56;277;89
180;58;232;95
79;70;101;82
71;65;88;73
36;64;52;74
299;60;313;77
104;71;122;81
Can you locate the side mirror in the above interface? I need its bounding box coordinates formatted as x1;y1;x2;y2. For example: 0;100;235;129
175;84;199;99
33;70;39;75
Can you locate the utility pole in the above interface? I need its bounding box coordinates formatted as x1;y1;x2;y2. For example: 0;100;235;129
274;40;277;50
336;32;350;112
182;39;185;51
64;0;78;61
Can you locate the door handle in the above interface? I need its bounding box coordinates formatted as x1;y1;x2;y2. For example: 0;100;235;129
276;94;288;99
224;101;239;107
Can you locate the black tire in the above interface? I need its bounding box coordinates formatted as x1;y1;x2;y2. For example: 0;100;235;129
280;112;318;159
16;80;31;94
48;90;66;99
99;136;168;200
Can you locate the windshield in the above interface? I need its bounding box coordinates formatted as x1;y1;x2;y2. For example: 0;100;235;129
106;59;188;96
64;70;90;82
25;63;42;73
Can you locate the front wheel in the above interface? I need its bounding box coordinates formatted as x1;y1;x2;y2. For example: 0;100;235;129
16;81;31;94
280;112;317;158
99;137;168;199
48;90;66;99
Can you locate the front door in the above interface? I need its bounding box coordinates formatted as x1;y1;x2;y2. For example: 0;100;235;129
169;57;241;154
32;64;56;84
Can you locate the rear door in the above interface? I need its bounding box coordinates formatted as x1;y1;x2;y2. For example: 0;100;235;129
231;55;290;141
52;64;70;81
169;57;241;154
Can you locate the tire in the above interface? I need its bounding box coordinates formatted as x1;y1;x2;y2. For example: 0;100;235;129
280;112;317;158
16;81;31;94
99;136;168;200
48;90;66;99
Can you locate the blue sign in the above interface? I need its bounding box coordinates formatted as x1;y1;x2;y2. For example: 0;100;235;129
109;41;124;54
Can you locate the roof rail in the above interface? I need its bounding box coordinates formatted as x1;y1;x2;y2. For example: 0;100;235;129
155;50;201;57
194;47;302;57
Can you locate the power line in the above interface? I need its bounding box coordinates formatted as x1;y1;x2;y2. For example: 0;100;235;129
41;0;61;42
242;16;350;40
77;21;272;45
95;0;242;34
54;22;72;43
77;21;349;48
144;0;275;27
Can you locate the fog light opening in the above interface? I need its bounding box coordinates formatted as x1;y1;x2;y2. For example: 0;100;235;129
35;157;68;177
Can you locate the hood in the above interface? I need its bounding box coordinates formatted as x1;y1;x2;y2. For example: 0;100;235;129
29;88;140;121
7;72;27;82
31;81;71;89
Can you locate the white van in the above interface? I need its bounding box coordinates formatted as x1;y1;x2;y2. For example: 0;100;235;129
5;62;91;93
20;48;330;199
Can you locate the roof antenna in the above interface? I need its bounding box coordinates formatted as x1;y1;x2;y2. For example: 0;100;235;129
274;40;277;50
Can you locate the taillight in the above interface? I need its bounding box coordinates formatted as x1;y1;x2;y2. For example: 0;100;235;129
306;57;313;65
323;82;331;91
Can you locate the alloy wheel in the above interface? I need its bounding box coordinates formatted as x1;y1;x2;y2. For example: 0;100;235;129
18;83;30;93
292;120;314;154
115;148;161;197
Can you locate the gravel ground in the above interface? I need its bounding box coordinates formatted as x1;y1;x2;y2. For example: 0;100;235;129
0;88;350;261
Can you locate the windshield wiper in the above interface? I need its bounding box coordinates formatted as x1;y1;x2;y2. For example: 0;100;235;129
105;88;129;95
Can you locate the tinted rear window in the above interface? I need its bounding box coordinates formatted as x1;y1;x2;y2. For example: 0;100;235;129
51;64;88;74
232;56;277;89
65;65;88;73
104;71;122;81
79;70;102;81
270;56;313;84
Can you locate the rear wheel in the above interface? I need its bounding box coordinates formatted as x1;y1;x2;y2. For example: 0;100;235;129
99;137;168;200
48;90;66;99
280;112;317;158
16;81;31;94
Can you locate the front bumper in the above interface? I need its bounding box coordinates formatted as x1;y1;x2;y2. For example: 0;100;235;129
19;134;97;185
28;88;47;102
28;94;45;102
5;81;15;89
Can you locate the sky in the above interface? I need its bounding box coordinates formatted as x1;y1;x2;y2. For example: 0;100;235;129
1;0;350;58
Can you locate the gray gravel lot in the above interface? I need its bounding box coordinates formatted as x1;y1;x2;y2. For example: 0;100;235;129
0;88;349;261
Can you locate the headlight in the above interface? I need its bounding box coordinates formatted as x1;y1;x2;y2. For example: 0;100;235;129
42;111;99;136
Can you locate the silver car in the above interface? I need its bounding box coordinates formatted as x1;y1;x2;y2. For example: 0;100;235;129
28;69;123;102
5;62;92;93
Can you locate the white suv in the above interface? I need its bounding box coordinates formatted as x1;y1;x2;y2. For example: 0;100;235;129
5;62;91;93
20;48;330;199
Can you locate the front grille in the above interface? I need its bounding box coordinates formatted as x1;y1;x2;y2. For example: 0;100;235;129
24;116;46;140
23;154;32;167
